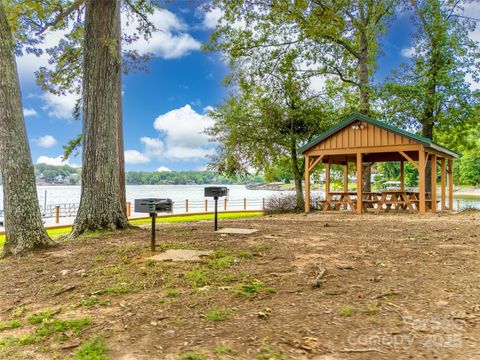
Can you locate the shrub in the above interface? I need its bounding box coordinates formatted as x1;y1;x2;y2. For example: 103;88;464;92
264;193;323;214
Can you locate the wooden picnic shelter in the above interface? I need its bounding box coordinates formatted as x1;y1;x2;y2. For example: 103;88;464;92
300;113;459;214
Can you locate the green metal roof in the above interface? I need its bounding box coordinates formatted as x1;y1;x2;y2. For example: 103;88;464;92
299;113;459;158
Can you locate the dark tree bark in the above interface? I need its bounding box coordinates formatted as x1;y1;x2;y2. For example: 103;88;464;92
71;0;129;236
290;138;305;210
0;2;54;256
116;3;127;214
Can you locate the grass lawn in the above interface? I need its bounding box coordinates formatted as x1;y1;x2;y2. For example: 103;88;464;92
0;212;263;252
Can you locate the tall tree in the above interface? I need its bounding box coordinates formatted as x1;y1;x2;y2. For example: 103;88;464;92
70;0;129;235
380;0;479;191
8;0;158;233
207;51;334;209
0;1;54;256
209;0;395;191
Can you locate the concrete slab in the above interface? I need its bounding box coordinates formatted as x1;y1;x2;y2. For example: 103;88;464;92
215;228;259;235
146;249;213;262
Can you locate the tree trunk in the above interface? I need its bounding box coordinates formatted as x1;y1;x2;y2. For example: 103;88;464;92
0;2;54;256
358;29;372;192
290;138;305;210
117;3;126;215
71;0;129;236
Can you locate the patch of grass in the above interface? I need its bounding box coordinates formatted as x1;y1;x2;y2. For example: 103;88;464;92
129;212;263;226
0;320;21;332
186;268;210;287
237;251;253;259
178;351;207;360
205;308;232;322
214;344;232;355
366;303;379;315
257;340;289;360
165;289;180;297
253;244;272;253
78;295;99;307
339;306;354;317
18;317;92;345
27;310;55;324
12;306;28;318
236;280;263;295
207;256;236;269
72;336;108;360
264;287;277;294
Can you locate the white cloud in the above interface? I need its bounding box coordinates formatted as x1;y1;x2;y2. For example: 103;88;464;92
203;105;215;113
156;166;171;172
124;9;201;59
23;108;38;117
36;155;79;167
401;47;415;58
124;149;150;164
140;137;163;158
40;92;78;120
202;8;223;29
153;104;215;160
35;135;57;148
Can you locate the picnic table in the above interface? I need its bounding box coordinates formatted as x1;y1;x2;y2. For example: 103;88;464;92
322;192;357;212
374;190;430;214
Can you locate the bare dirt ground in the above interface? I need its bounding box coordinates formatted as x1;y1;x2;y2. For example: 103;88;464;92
0;211;479;359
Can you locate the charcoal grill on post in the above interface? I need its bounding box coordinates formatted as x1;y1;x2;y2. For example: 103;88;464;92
204;186;229;231
134;198;173;251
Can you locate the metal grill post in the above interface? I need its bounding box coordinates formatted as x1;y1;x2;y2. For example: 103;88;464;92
150;212;156;251
214;197;219;231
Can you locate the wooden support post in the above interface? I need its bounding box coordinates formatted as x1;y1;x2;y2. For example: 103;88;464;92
126;202;131;218
419;149;426;214
448;159;453;211
343;164;348;192
325;161;330;194
262;198;265;210
185;199;189;213
55;206;60;224
356;153;363;214
431;155;437;212
205;199;208;212
305;155;310;212
457;199;460;211
243;198;247;210
224;198;227;211
400;161;405;191
441;158;446;211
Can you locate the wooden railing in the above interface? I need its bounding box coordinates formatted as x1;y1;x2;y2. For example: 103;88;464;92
39;198;267;224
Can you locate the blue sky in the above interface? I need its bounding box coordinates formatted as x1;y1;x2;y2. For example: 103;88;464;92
16;3;479;172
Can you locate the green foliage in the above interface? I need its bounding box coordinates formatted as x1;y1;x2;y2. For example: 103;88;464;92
205;308;232;321
27;310;54;324
379;0;479;154
34;163;81;185
125;170;263;185
72;336;108;360
0;320;21;332
236;280;263;295
339;306;354;317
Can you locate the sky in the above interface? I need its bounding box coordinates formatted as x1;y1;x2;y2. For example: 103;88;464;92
16;2;480;172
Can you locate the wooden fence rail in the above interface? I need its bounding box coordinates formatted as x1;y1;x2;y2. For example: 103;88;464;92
35;198;267;224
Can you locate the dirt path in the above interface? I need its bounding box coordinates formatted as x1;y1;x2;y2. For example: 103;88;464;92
1;211;479;359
